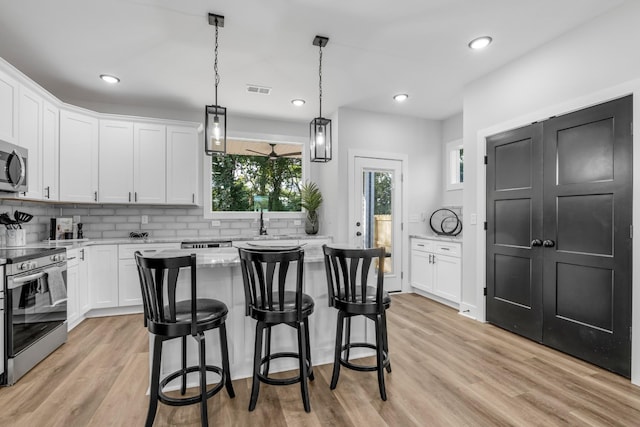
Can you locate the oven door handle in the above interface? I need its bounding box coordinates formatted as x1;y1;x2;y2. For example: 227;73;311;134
8;271;47;289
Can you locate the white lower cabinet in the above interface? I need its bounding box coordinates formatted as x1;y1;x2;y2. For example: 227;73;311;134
67;247;89;330
410;237;461;305
89;244;119;309
118;243;179;306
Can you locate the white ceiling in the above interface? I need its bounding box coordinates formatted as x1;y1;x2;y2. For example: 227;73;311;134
0;0;626;122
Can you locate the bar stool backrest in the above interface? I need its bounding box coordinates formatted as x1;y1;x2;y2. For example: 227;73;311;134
238;248;305;323
135;252;198;336
322;245;386;313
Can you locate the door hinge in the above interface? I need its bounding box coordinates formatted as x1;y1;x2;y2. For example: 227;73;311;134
631;224;633;239
483;287;487;296
484;155;488;165
483;221;488;231
401;271;404;279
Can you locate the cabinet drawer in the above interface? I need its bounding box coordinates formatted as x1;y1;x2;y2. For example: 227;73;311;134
434;242;460;257
411;239;434;252
119;243;179;259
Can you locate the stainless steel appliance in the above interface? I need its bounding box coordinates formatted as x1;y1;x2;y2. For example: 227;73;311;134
0;139;28;193
1;247;67;385
181;240;232;249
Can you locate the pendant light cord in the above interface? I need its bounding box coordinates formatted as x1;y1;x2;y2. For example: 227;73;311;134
318;44;323;118
214;20;220;105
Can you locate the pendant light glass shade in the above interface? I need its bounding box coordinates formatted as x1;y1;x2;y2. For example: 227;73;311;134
205;13;226;156
310;117;331;162
205;105;227;155
310;35;331;163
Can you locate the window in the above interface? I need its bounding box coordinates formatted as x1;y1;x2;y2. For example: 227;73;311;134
208;139;304;215
445;139;463;190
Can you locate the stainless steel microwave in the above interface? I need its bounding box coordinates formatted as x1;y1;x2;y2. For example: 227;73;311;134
0;139;28;193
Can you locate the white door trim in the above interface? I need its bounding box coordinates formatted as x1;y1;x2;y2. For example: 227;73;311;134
348;149;409;292
473;78;640;385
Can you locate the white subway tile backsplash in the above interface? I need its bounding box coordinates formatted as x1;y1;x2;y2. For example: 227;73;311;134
1;200;307;243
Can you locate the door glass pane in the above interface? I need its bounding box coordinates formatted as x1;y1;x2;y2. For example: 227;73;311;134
362;170;393;273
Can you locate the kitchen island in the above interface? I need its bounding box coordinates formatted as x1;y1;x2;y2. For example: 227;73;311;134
146;244;374;388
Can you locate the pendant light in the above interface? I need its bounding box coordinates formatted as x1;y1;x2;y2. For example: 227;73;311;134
310;35;331;163
205;13;227;156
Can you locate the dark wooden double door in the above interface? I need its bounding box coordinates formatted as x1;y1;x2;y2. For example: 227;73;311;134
486;96;633;377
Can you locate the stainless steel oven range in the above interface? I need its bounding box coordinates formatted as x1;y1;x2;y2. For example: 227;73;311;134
1;247;67;385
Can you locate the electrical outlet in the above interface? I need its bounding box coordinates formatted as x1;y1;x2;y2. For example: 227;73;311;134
470;213;477;225
293;220;302;226
211;220;221;227
141;215;148;224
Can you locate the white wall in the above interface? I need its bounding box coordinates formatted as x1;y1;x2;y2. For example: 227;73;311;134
442;112;463;207
317;107;442;241
460;1;640;383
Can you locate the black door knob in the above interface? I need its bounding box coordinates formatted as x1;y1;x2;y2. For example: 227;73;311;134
356;231;362;236
543;239;556;247
531;239;543;247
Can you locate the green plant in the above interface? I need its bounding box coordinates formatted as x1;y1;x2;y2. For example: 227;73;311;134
300;181;323;213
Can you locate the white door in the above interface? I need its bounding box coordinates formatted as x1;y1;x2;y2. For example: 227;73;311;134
351;157;403;292
166;125;199;205
18;85;43;199
134;123;166;204
59;110;99;202
42;100;59;200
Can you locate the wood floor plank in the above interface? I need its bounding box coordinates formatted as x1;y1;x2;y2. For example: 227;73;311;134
2;294;640;426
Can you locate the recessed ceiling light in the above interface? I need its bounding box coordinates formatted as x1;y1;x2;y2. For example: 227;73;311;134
291;99;306;107
100;74;120;84
468;36;492;50
393;93;409;102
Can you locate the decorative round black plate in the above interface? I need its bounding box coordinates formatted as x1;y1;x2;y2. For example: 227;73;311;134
429;208;462;236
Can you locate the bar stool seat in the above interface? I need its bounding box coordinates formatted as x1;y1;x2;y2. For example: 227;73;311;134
135;252;235;427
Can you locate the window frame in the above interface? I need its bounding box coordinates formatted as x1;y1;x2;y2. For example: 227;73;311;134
445;139;464;191
203;133;309;219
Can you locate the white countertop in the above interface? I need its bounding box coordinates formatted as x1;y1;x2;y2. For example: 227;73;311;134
410;233;463;243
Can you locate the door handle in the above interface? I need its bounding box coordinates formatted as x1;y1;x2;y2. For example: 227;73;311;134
531;239;543;247
356;222;361;227
543;239;556;247
356;231;362;236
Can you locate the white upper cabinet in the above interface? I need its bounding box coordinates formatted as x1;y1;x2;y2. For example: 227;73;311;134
166;125;199;205
134;123;166;204
18;85;43;199
99;120;134;203
0;68;19;144
42;100;59;200
59;109;99;203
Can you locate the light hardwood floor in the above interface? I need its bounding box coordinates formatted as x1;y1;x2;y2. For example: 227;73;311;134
2;293;640;426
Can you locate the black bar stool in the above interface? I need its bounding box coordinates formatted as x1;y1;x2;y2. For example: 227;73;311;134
237;248;315;412
322;245;392;400
135;252;235;427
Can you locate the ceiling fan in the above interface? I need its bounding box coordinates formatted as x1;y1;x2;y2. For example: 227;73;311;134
246;143;302;160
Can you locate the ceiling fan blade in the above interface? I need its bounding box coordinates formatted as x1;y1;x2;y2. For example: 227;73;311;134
246;149;269;156
278;151;302;157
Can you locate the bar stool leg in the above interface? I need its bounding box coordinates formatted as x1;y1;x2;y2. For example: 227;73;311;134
249;322;265;411
219;323;235;398
330;311;345;389
303;317;314;381
344;316;352;362
146;335;163;427
263;326;272;377
375;314;387;401
197;332;209;427
382;312;391;373
181;336;187;395
297;321;311;413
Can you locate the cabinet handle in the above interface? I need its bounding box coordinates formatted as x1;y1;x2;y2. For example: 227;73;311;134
128;192;132;202
192;193;195;204
94;191;98;202
432;255;436;264
440;247;450;251
428;254;432;264
80;249;85;261
135;192;138;202
417;244;424;247
45;186;50;199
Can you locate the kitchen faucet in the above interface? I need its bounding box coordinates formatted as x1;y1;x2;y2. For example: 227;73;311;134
259;209;268;235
